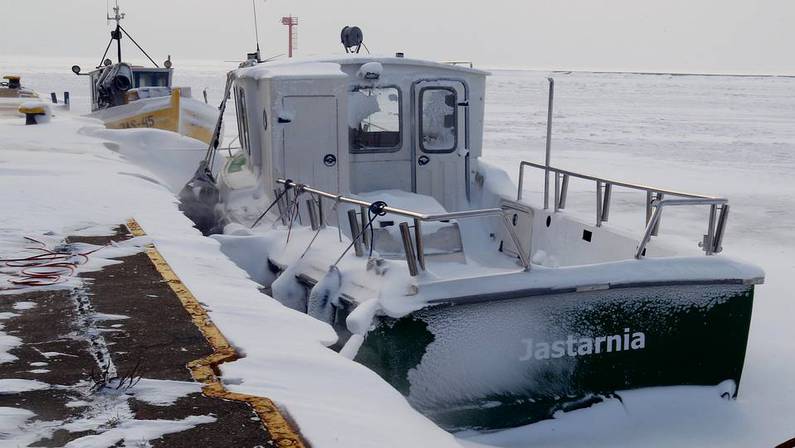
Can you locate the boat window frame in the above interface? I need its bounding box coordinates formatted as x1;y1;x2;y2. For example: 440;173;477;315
131;69;171;88
235;87;251;155
348;85;403;154
419;86;458;154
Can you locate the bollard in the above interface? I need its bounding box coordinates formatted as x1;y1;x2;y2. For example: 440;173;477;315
18;104;48;125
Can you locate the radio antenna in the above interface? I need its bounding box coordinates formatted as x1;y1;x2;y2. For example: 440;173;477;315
252;0;263;58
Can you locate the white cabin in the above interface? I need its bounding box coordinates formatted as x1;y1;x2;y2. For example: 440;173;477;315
226;55;487;213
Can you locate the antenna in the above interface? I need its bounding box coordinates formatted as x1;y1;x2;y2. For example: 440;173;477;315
252;0;262;59
107;0;125;26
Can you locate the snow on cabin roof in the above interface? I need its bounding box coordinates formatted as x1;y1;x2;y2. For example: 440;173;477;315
236;54;489;81
236;61;348;81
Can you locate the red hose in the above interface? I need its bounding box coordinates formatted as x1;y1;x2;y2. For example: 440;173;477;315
2;238;108;289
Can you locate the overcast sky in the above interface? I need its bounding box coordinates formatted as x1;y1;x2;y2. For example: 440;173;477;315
1;0;793;75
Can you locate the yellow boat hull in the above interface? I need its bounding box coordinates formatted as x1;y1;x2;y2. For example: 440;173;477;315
93;90;217;144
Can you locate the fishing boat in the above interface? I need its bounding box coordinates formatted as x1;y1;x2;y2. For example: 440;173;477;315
0;75;40;116
181;29;764;431
71;1;217;144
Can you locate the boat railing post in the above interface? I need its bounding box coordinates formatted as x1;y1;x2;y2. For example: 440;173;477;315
712;204;729;254
517;163;525;201
399;222;419;276
558;174;569;209
543;78;554;210
601;183;612;223
347;209;364;257
651;193;664;236
645;191;654;225
704;204;717;255
554;172;561;212
306;199;319;231
636;205;663;258
413;218;426;271
596;180;603;227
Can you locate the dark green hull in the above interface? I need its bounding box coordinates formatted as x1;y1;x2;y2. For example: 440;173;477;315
353;282;754;431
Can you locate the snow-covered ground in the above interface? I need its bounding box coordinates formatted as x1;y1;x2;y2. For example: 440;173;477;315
1;57;794;446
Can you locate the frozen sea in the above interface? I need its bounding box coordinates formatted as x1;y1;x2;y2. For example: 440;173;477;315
2;56;794;447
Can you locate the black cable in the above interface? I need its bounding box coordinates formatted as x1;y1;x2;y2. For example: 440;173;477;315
118;25;159;67
97;37;114;68
250;182;293;229
367;201;387;257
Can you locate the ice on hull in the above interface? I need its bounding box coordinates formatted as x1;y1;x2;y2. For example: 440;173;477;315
352;282;754;430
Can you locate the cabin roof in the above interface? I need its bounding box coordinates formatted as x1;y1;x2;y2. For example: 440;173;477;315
236;54;489;81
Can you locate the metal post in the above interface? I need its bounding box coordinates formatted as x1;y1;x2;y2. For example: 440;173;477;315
347;209;364;257
50;92;58;104
400;222;419;276
712;204;729;254
596;180;603;227
559;174;569;209
543;78;554;210
601;183;612;222
646;191;653;225
636;206;663;259
651;193;664;236
306;199;319;231
554;172;561;212
704;204;717;255
414;218;426;271
517;164;525;201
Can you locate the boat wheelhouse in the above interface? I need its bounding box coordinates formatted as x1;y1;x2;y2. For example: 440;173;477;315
71;1;217;144
184;52;764;431
0;75;39;116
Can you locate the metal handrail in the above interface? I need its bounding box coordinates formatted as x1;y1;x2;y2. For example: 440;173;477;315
276;179;531;271
517;161;730;258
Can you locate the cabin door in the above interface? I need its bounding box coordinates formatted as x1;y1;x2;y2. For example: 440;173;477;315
282;95;340;193
413;80;468;211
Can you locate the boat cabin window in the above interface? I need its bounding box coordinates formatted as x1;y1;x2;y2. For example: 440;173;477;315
133;70;170;88
420;87;457;153
349;86;402;152
234;87;251;155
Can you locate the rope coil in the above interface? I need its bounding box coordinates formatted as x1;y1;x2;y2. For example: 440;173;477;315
1;237;107;288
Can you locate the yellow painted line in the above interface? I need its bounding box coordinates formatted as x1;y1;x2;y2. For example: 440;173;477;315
127;219;307;447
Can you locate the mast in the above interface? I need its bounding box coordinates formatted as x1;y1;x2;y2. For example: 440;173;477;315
108;0;126;63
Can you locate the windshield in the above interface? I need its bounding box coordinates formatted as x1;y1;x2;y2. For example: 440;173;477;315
133;71;170;88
